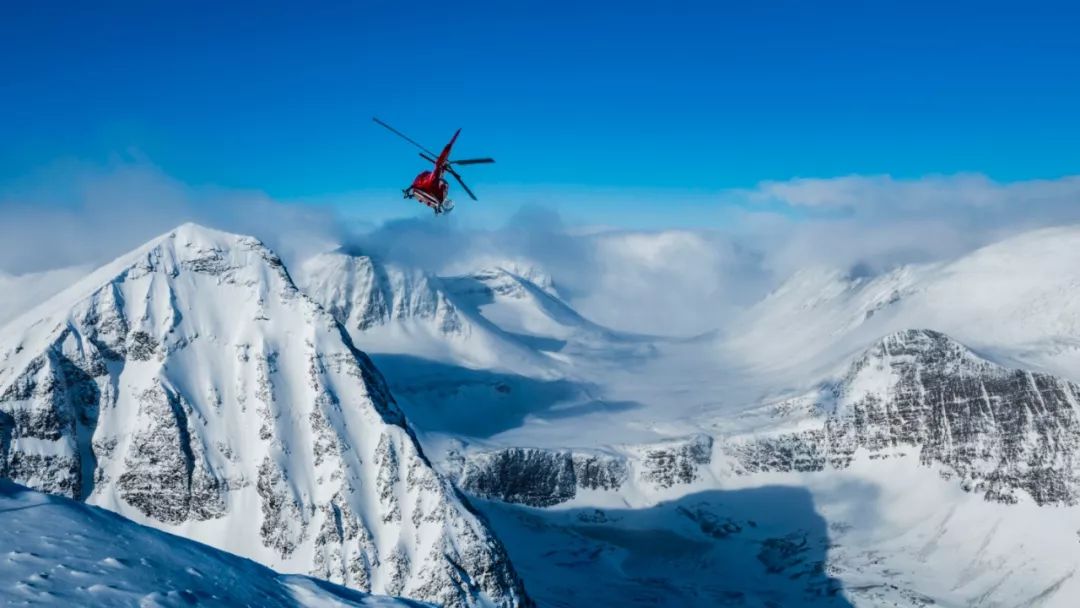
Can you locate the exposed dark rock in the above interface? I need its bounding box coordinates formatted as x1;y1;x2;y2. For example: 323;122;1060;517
459;448;577;507
572;453;628;491
117;385;226;523
457;438;707;507
637;434;713;489
732;329;1080;506
257;455;307;559
677;504;743;539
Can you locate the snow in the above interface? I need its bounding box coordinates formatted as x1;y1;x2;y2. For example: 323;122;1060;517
470;455;1080;607
0;480;426;607
0;223;528;607
295;224;1080;606
8;221;1080;606
724;225;1080;386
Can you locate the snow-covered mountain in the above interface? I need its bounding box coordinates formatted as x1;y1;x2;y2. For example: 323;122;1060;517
453;328;1080;508
728;328;1080;504
0;224;529;608
297;251;624;376
0;479;425;607
296;251;662;450
724;226;1080;384
9;221;1080;606
297;252;551;375
448;328;1080;606
387;226;1080;606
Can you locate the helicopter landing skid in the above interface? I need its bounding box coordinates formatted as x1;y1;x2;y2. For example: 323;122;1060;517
404;187;452;215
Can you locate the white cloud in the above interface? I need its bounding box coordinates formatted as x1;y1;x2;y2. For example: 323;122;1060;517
2;161;1079;337
0;159;344;274
751;173;1080;214
736;173;1080;277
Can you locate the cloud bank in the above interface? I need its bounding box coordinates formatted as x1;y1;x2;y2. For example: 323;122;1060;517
0;159;345;275
2;160;1079;336
739;173;1080;279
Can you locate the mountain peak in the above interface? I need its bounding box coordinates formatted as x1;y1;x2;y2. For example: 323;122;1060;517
0;226;531;607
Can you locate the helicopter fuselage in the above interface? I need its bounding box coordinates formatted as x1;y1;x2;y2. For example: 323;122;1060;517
406;170;450;212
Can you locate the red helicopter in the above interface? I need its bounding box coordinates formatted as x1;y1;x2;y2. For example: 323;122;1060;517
373;117;495;214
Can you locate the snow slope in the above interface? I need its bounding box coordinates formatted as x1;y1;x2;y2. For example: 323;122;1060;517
0;479;426;607
0;224;529;607
473;456;1080;607
724;225;1080;385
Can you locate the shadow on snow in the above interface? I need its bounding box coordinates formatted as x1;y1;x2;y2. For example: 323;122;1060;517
476;485;856;608
371;353;642;439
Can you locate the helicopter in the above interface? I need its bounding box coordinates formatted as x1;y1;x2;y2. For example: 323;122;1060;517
373;117;495;214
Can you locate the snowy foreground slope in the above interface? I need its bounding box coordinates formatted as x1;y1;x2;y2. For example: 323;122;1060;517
0;480;425;607
0;224;529;607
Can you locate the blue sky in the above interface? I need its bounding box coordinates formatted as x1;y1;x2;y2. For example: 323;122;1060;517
2;1;1078;224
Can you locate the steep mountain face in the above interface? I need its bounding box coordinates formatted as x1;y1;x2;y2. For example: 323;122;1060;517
298;252;555;376
299;252;621;359
300;252;465;335
0;224;530;608
0;480;426;608
730;329;1080;505
449;435;712;508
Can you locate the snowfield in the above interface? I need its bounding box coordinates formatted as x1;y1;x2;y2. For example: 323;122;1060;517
0;479;427;607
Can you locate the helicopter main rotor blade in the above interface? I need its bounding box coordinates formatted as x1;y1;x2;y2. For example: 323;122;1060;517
450;157;495;165
446;167;478;200
373;117;437;156
420;152;438;164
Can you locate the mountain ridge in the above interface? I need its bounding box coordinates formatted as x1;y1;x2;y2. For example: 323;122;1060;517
0;223;530;607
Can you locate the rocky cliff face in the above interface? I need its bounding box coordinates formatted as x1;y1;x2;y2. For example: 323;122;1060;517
731;329;1080;505
452;330;1080;510
452;435;712;507
0;224;530;607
